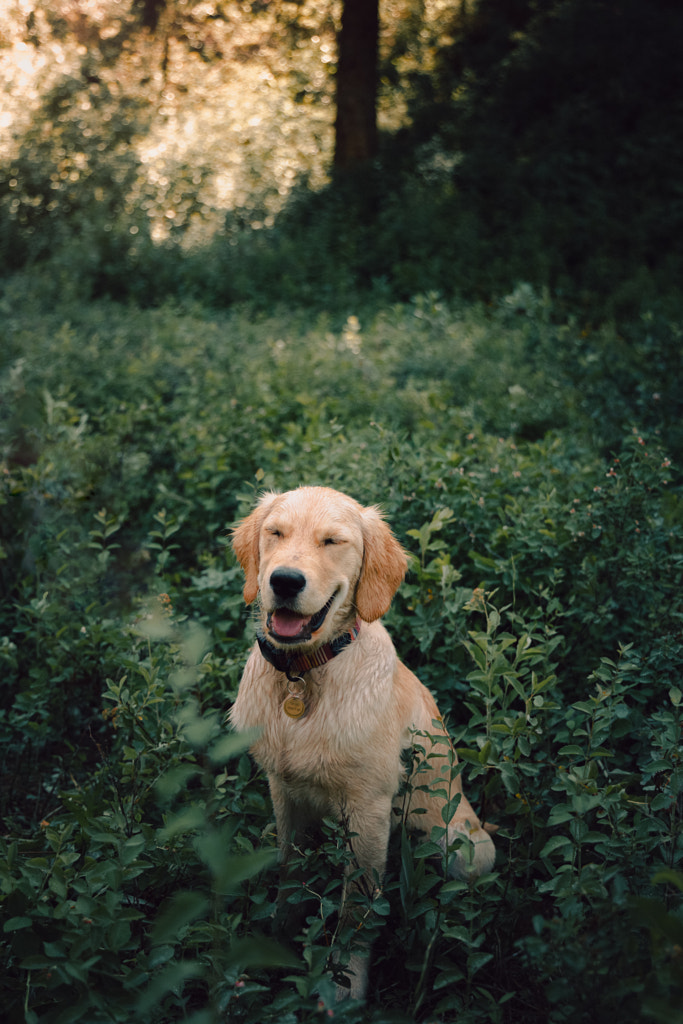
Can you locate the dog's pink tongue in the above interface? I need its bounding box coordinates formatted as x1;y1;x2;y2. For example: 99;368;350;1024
271;608;311;637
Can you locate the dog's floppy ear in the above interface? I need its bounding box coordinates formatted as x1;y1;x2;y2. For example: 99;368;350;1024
355;505;408;622
231;491;279;605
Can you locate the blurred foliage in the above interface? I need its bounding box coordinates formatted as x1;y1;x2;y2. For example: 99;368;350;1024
406;0;683;305
0;0;680;312
0;0;339;259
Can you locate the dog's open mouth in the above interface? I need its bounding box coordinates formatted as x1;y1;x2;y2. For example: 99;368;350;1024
266;593;336;644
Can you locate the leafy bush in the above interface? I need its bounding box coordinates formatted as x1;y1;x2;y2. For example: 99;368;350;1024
1;280;681;1021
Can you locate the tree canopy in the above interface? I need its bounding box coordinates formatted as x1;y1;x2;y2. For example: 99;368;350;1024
1;0;682;308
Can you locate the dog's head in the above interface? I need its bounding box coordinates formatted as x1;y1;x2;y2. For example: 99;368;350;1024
232;486;408;650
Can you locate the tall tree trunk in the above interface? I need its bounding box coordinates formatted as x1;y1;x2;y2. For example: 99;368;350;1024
334;0;380;171
135;0;167;31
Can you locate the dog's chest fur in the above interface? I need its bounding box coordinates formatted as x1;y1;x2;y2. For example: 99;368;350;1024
231;622;407;798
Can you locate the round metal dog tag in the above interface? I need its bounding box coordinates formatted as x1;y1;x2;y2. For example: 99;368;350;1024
283;695;306;719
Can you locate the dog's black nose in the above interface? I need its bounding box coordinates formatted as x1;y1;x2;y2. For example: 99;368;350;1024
270;568;307;600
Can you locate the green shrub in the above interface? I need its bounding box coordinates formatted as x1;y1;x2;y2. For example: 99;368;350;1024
1;281;681;1021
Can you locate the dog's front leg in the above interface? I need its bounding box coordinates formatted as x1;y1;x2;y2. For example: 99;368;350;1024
267;777;321;938
333;797;393;1001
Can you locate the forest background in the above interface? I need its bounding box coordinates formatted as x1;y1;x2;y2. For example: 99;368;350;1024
1;1;682;1022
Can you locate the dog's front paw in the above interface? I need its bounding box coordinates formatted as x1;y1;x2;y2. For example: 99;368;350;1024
332;951;369;1002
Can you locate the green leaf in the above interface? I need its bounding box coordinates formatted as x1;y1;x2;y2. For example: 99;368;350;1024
540;835;572;858
155;765;202;802
441;793;463;824
441;878;469;895
456;747;484;765
121;833;147;866
137;961;204;1013
434;967;466;989
572;700;596;714
159;805;206;839
43;941;66;958
413;840;444;859
208;728;260;764
197;833;276;893
441;923;472;944
652;868;683;892
468;950;493;975
548;804;574;826
532;674;557;694
3;916;32;932
107;919;132;950
469;550;496;569
464;641;487;671
151;892;210;946
506;674;527;701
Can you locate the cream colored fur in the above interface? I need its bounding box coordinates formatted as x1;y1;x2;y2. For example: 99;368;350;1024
230;486;494;1000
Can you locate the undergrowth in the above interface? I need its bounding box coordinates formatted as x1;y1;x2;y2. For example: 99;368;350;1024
1;280;682;1022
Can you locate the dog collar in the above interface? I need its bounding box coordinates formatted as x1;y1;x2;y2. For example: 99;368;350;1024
256;618;362;681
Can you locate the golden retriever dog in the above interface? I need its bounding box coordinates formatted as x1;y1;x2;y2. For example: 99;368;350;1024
230;486;495;1000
